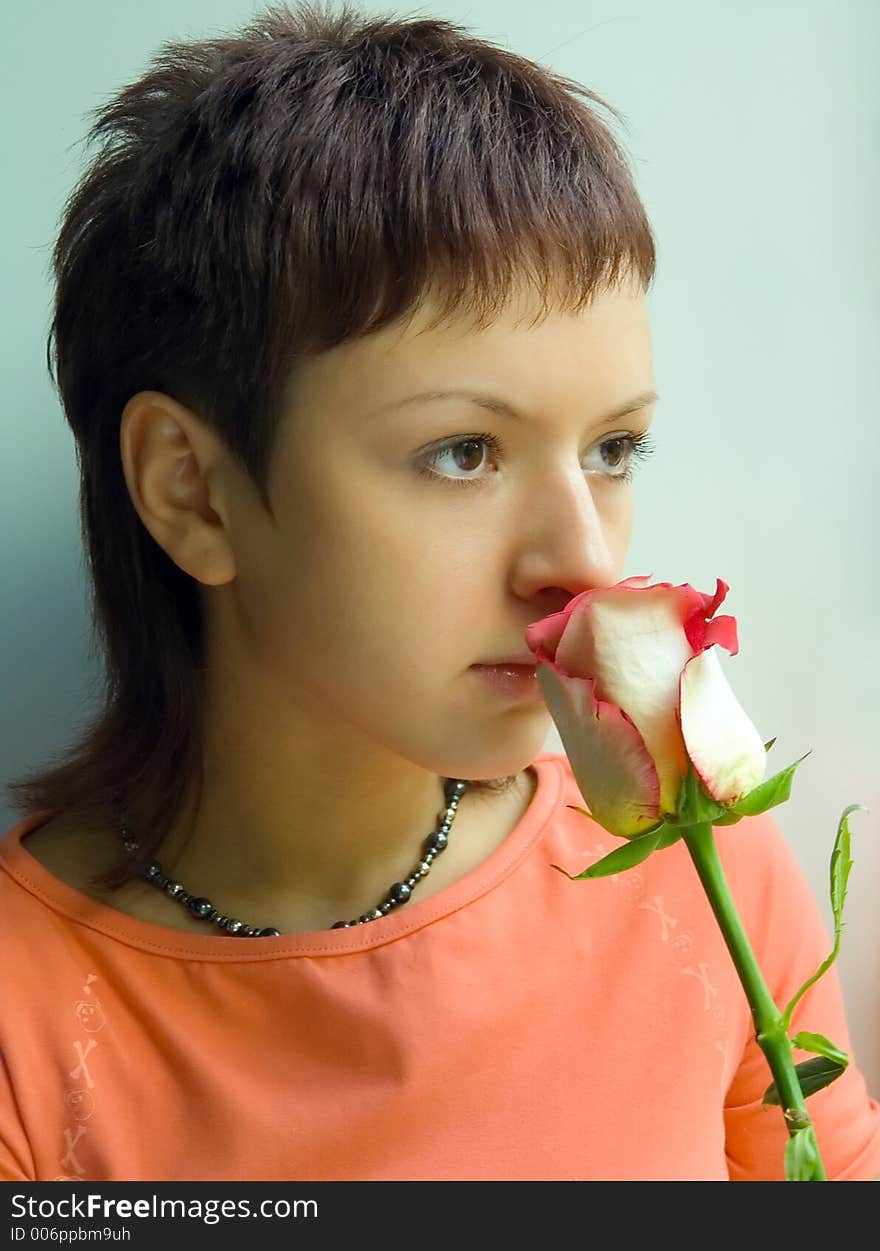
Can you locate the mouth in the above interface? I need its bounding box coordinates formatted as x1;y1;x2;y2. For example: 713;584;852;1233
472;655;536;668
470;662;544;701
473;662;536;674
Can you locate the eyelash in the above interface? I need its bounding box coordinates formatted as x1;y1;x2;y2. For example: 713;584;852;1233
415;430;657;488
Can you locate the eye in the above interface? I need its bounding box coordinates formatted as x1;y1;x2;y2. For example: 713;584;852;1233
416;434;501;483
415;430;656;487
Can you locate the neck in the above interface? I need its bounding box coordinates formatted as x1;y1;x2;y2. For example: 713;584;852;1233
126;771;531;935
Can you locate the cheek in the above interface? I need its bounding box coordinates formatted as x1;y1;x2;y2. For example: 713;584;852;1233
239;517;444;687
616;493;636;544
595;486;635;552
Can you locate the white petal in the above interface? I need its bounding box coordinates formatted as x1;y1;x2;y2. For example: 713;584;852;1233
680;646;767;804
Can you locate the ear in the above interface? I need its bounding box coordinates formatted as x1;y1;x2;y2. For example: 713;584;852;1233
119;390;237;587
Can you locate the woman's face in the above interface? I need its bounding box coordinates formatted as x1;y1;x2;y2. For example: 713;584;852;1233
206;275;657;783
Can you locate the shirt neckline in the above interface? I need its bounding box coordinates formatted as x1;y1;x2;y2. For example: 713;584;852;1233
0;753;564;961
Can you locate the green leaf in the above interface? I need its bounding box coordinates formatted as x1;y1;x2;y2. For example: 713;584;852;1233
790;1032;849;1068
781;802;867;1030
830;804;864;929
764;737;777;753
785;1127;823;1181
551;829;662;880
723;752;812;817
763;1056;849;1106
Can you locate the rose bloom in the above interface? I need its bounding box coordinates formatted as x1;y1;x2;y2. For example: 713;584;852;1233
525;576;767;840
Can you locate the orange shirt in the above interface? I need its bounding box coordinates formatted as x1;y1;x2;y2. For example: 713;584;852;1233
1;751;878;1182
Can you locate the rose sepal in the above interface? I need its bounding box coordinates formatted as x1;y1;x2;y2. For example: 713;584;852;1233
670;750;812;830
553;815;668;880
717;751;812;819
554;807;685;880
672;763;732;827
558;745;813;882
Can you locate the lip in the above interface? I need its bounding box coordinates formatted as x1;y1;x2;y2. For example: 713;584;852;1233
470;662;544;701
476;655;536;666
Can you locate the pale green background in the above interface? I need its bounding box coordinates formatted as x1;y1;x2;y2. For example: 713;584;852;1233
2;1;878;1097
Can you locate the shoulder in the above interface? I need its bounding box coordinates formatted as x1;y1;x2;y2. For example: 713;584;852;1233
16;813;119;901
7;810;176;926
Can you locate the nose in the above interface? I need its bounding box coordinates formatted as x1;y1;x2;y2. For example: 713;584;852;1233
513;469;627;602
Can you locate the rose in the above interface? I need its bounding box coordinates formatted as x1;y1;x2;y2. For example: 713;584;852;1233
524;575;768;841
524;574;865;1180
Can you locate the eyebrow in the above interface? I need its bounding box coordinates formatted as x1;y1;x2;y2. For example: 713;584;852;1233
369;387;659;427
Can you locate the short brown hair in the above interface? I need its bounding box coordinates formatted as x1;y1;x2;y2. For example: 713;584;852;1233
7;0;656;893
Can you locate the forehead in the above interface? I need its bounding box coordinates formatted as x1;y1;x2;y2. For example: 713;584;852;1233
287;274;652;424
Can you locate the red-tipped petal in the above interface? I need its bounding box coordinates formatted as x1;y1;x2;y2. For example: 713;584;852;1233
555;586;693;814
535;662;662;840
524;576;655;663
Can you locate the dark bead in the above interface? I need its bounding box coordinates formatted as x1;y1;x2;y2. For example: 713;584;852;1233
387;882;412;907
331;921;350;929
255;928;281;938
187;897;214;918
426;829;448;854
444;778;466;803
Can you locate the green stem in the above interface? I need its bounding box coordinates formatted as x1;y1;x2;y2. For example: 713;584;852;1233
680;822;827;1181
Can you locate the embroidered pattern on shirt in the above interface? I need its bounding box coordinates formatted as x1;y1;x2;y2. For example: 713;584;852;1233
51;972;103;1181
578;833;730;1073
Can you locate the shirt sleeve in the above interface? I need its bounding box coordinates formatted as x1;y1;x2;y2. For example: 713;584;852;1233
717;812;880;1181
